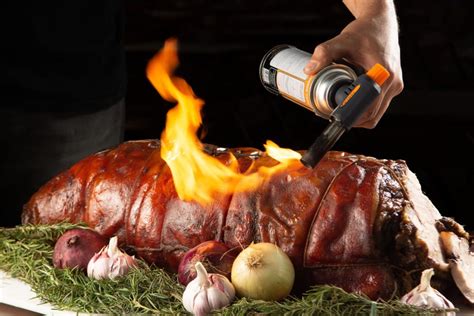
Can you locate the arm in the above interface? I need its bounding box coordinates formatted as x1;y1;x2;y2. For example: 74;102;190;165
304;0;403;128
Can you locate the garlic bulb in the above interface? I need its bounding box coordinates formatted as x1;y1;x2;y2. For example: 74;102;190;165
401;268;455;314
182;261;235;316
87;236;137;279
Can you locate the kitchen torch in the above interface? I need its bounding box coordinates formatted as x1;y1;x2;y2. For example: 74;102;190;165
301;63;390;168
259;45;390;168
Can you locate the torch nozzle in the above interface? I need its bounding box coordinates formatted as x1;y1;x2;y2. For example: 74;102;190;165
300;120;346;168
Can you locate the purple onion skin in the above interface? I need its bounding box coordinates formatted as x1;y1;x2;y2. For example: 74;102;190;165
52;228;108;271
178;240;238;285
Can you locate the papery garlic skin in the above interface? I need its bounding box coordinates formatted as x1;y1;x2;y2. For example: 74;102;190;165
87;236;137;280
182;261;235;316
87;251;110;279
401;268;455;314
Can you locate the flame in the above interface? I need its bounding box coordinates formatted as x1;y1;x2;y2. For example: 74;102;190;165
146;39;302;204
264;140;302;162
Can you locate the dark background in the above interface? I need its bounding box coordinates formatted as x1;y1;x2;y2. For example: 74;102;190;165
122;1;473;230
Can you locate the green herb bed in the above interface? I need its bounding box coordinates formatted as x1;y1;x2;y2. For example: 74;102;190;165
0;223;431;315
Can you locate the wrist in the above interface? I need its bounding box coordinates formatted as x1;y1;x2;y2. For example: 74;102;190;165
343;0;395;20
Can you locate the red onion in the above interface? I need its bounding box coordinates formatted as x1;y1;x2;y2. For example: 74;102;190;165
52;228;108;271
178;240;237;285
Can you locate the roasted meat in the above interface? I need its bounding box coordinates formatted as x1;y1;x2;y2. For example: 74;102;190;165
22;140;473;302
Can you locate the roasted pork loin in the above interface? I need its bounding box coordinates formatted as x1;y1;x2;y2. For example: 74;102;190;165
22;140;473;302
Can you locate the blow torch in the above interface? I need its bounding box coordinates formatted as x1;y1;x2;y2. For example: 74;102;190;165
260;45;390;168
300;63;390;168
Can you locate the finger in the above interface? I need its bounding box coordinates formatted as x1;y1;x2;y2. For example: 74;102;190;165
358;83;399;129
355;96;385;129
369;87;401;127
353;81;392;129
362;100;389;129
366;77;404;125
304;34;354;75
355;69;404;128
371;97;391;127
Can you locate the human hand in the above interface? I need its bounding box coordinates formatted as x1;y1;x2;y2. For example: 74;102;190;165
304;1;403;128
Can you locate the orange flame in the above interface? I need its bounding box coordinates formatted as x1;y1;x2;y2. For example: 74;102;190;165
264;140;302;162
146;39;302;204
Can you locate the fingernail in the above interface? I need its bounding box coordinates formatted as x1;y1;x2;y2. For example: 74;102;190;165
304;61;318;74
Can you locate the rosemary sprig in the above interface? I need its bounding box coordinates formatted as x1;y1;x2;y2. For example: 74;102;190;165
0;224;433;315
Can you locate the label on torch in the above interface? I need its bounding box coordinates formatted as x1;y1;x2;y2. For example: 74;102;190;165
259;45;358;119
270;48;311;104
260;45;313;108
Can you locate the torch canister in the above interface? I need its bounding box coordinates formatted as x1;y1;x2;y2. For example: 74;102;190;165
259;45;359;119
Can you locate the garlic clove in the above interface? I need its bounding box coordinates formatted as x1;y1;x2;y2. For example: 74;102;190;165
209;274;235;302
87;248;109;279
192;291;211;316
182;261;235;316
207;286;232;311
87;236;137;280
109;256;125;279
401;268;455;314
182;281;201;313
87;251;99;277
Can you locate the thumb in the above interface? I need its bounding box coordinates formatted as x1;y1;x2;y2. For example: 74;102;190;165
304;34;353;75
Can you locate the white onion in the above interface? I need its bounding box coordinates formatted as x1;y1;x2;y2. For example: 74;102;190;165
231;242;295;301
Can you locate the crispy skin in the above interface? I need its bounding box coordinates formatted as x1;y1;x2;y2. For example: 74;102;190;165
22;140;470;300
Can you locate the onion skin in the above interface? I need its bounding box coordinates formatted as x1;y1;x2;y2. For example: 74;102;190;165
52;228;108;271
231;242;295;301
178;240;237;286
